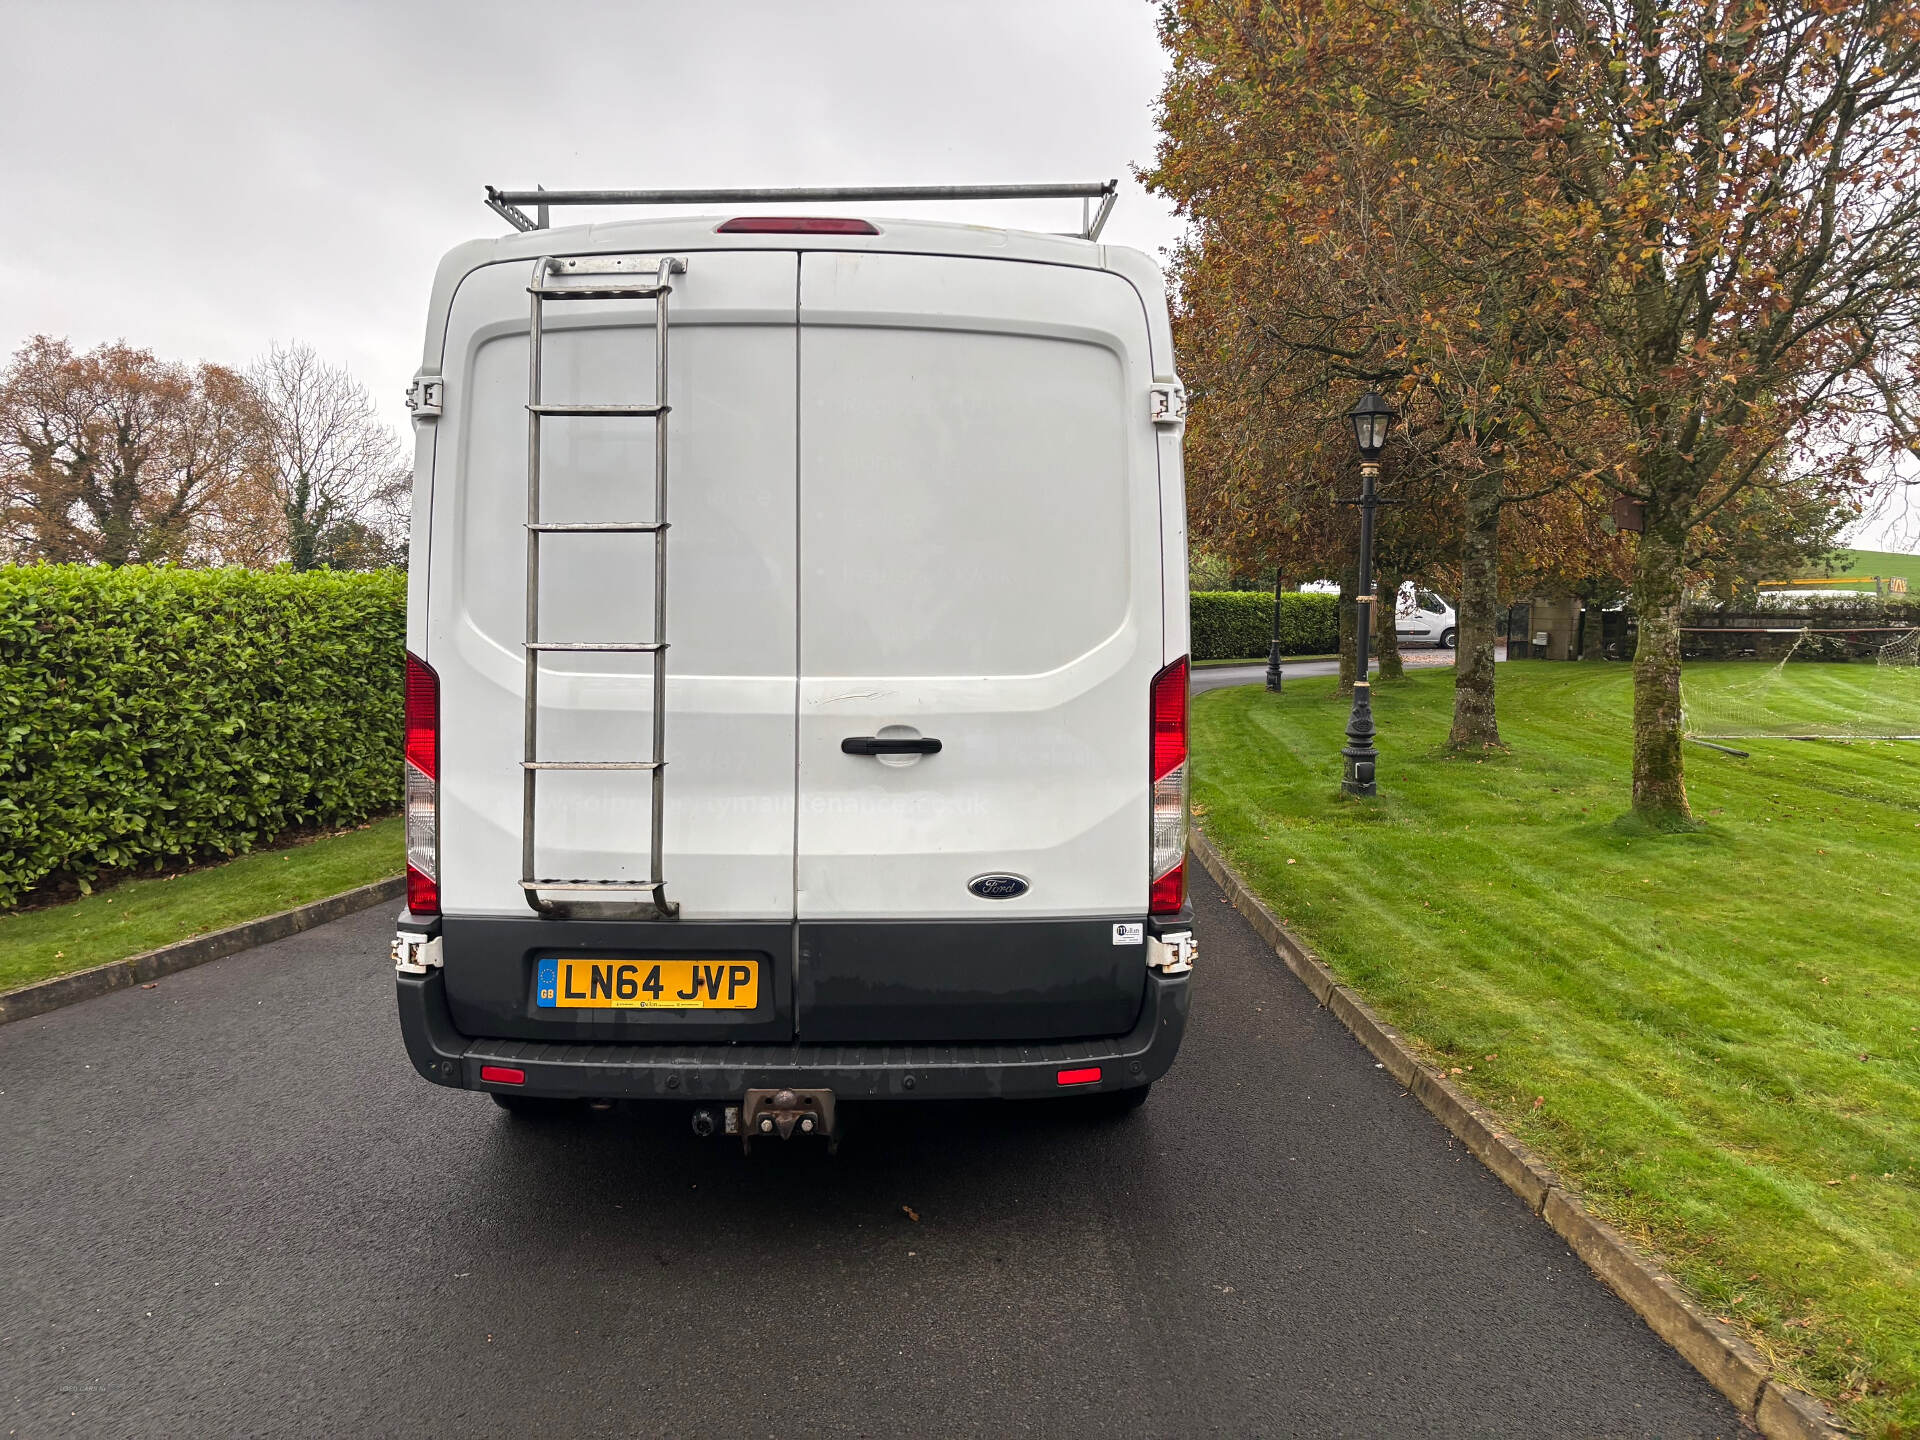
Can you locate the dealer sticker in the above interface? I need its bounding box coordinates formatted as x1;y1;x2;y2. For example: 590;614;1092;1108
1112;923;1144;946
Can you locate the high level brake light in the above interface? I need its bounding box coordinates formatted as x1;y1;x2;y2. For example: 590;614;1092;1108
404;652;439;916
715;217;879;235
1150;656;1190;915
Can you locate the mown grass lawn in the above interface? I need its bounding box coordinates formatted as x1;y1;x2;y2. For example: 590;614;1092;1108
1840;548;1920;594
1193;664;1919;1436
0;817;403;994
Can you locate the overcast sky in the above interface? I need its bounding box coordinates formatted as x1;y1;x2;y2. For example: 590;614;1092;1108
3;0;1908;554
0;1;1179;429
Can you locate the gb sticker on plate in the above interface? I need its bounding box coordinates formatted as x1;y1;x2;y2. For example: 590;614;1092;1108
1112;922;1144;946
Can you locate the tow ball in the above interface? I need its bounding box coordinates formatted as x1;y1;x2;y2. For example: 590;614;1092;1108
739;1087;837;1153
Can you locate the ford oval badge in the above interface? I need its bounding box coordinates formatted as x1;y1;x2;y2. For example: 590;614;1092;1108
968;873;1029;900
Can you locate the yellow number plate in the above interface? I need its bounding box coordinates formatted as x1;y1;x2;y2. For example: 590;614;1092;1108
536;958;760;1010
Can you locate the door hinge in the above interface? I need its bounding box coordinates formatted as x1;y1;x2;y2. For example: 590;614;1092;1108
1149;382;1187;427
1147;930;1195;976
392;931;443;975
406;375;445;419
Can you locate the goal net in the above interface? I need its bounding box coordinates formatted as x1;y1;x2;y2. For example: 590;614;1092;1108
1683;630;1920;740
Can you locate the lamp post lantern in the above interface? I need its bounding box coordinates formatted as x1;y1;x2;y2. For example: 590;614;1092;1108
1341;391;1395;797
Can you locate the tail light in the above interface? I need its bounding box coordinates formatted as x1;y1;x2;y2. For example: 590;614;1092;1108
1150;655;1190;915
404;652;439;916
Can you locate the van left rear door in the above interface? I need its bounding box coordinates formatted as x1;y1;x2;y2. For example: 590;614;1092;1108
426;248;800;1041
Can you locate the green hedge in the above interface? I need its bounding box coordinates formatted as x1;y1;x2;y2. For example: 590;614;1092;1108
0;566;405;906
1190;590;1340;661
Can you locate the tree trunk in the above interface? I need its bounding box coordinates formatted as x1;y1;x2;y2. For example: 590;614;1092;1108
1337;577;1357;694
1448;469;1502;749
1629;521;1692;824
1580;601;1605;660
1375;569;1404;680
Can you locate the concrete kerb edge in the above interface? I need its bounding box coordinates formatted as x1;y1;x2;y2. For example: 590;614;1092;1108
0;875;406;1026
1188;829;1847;1439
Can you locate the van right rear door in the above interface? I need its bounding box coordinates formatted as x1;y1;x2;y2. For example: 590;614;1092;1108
792;251;1168;1043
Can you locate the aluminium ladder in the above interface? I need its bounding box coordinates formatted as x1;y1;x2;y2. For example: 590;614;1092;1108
521;254;685;918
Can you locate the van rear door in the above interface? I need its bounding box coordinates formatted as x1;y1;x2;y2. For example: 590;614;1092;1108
793;252;1165;1043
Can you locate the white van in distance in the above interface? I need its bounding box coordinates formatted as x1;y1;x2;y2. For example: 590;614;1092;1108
1395;584;1458;649
392;183;1195;1141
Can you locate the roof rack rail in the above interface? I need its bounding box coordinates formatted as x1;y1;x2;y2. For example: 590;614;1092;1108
483;181;1120;241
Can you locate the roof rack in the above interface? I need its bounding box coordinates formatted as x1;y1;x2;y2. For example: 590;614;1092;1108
483;181;1120;241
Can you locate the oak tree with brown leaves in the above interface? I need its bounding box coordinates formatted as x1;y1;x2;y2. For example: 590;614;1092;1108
1147;0;1599;754
1433;0;1920;822
0;337;268;567
1150;0;1920;821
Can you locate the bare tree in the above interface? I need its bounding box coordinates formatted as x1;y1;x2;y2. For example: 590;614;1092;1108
0;336;265;566
249;342;408;571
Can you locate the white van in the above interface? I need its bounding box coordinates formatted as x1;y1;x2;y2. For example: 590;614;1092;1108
1395;584;1457;649
392;185;1195;1139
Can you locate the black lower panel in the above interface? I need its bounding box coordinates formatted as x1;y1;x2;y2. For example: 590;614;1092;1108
797;917;1147;1043
439;916;793;1044
439;914;1149;1046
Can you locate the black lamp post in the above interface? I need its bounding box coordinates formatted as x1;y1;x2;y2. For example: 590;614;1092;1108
1342;391;1395;797
1266;569;1285;692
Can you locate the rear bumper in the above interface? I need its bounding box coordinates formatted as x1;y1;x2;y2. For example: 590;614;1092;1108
396;964;1191;1102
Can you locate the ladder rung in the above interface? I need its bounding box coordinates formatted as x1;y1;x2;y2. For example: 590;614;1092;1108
522;760;662;771
530;284;670;301
529;521;668;534
528;402;668;417
521;879;669;892
527;641;667;653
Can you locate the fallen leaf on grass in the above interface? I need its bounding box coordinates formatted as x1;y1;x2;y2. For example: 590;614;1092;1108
901;1205;920;1222
1532;1096;1545;1109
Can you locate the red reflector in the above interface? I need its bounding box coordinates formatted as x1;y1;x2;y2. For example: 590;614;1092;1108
1057;1067;1102;1087
480;1066;525;1086
716;216;879;235
1150;859;1187;915
406;864;438;916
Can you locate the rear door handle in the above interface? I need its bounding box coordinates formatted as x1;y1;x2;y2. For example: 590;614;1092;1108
841;736;942;756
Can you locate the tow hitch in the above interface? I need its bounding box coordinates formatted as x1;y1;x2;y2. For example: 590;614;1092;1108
739;1087;837;1153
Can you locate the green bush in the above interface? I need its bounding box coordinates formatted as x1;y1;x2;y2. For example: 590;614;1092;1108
0;565;405;906
1190;590;1340;661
